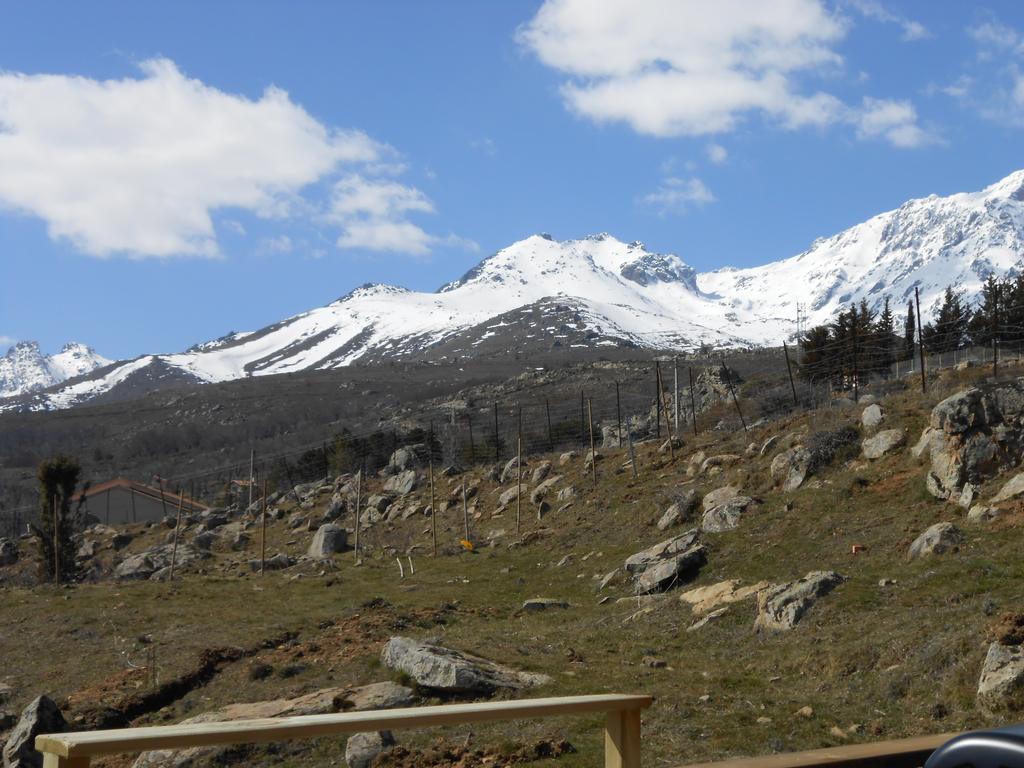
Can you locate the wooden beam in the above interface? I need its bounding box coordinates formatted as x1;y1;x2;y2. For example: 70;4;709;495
605;709;641;768
36;695;653;759
674;732;956;768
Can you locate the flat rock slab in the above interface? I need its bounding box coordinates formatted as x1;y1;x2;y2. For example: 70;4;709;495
862;429;906;459
702;485;740;511
632;545;707;594
754;571;844;633
977;642;1024;715
701;497;756;533
680;579;771;615
380;636;551;694
771;447;811;491
624;529;700;574
907;522;963;560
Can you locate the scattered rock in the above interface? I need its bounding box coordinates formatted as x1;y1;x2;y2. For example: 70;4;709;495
679;579;771;615
968;505;1001;524
861;404;885;431
702;485;741;511
701;496;757;533
771;447;812;491
530;462;552;485
2;695;67;768
113;544;206;580
346;731;396;768
308;524;348;558
992;472;1024;503
759;435;779;456
862;429;906;460
248;553;294;571
795;705;814;719
907;522;963;560
977;642;1024;715
686;607;729;632
380;637;551;694
383;470;418;497
530;476;563;505
499;457;522;484
700;454;741;475
558;451;577;466
755;571;844;632
192;530;219;551
624;530;706;595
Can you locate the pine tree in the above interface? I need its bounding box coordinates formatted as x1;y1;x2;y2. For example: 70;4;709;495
32;455;84;582
873;296;896;371
922;286;971;354
904;300;916;361
968;275;1004;347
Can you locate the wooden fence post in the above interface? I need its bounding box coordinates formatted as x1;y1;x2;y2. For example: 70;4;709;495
615;382;622;448
915;286;927;394
52;495;59;587
653;363;662;439
783;341;799;407
673;357;679;433
688;367;698;437
587;398;597;487
493;403;500;463
353;469;362;565
462;479;470;541
721;359;748;432
656;364;675;459
429;460;437;557
260;480;268;575
604;709;641;768
515;435;522;535
168;492;184;581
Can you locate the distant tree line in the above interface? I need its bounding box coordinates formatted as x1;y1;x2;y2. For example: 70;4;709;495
798;274;1024;387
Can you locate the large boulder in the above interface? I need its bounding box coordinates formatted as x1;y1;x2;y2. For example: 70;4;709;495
624;530;706;594
679;579;771;615
113;544;205;580
861;404;885;431
134;683;413;768
770;447;811;492
380;637;550;694
499;457;522;484
385;446;422;474
701;497;757;533
530;475;563;505
531;461;552;485
862;429;906;460
907;522;963;560
992;473;1024;503
702;486;741;511
345;731;396;768
977;642;1024;715
383;470;417;496
624;529;700;573
754;571;844;632
657;490;699;532
917;383;1024;500
2;695;67;768
307;524;348;558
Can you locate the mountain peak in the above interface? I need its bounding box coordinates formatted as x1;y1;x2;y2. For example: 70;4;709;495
0;340;109;399
983;169;1024;202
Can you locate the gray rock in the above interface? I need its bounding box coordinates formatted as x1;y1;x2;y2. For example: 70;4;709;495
522;598;569;611
861;404;885;431
345;731;396;768
558;451;577;466
498;486;520;508
531;461;552;485
0;683;12;705
308;524;348;558
230;530;250;551
386;446;421;473
700;454;741;475
499;457;521;484
862;429;907;460
324;494;346;520
76;539;97;560
701;497;756;533
968;505;1001;524
342;681;415;711
113;544;205;580
657;503;684;531
702;485;740;512
908;522;963;559
633;545;707;594
247;553;294;571
977;642;1024;715
624;529;700;574
366;494;394;513
771;447;811;491
0;538;17;566
111;532;133;550
530;475;563;505
380;636;551;694
993;472;1024;503
192;530;219;551
2;695;67;768
383;470;417;497
754;571;844;632
959;483;978;510
555;486;575;502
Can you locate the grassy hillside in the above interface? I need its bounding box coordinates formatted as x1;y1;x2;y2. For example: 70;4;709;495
1;362;1022;767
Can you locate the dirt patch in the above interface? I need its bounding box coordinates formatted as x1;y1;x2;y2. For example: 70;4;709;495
990;612;1024;646
375;738;576;767
866;469;915;496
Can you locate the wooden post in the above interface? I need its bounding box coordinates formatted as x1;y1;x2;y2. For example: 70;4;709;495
673;357;679;433
579;390;586;447
260;479;268;575
688;367;698;437
915;286;927;394
587;398;597;486
467;414;475;464
656;364;675;459
247;449;255;511
429;460;437;557
168;492;184;581
721;360;748;432
783;341;799;407
604;709;641;768
545;399;553;453
493;403;500;462
462;478;470;541
42;756;90;767
615;382;622;448
353;469;362;564
626;420;638;480
515;435;522;535
653;363;662;439
52;495;59;586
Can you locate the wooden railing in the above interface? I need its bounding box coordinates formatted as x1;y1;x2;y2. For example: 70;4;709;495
35;694;653;768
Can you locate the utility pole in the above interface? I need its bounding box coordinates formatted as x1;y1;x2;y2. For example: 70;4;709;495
915;287;927;394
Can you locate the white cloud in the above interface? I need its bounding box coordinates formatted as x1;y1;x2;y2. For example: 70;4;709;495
471;137;497;155
854;97;937;148
639;177;715;215
0;336;16;349
706;143;728;164
257;235;294;255
0;59;467;259
847;0;929;41
329;175;478;256
519;0;934;149
968;20;1022;56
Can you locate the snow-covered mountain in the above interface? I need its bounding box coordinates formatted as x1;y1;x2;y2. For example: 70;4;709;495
0;341;111;398
6;169;1024;412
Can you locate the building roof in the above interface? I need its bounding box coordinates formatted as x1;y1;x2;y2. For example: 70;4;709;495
72;477;209;515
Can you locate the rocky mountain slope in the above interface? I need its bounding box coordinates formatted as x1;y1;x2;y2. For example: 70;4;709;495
6;169;1024;412
0;342;110;398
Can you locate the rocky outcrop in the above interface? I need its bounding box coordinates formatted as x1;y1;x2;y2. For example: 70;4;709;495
702;486;740;511
770;447;811;492
657;490;699;531
624;530;706;594
133;683;413;768
701;497;757;533
383;470;417;496
907;522;963;560
2;696;67;768
992;472;1024;503
307;524;348;558
977;642;1024;715
861;404;884;431
113;544;206;580
916;382;1024;501
380;637;550;694
530;475;563;505
754;571;844;632
862;429;906;460
680;579;771;615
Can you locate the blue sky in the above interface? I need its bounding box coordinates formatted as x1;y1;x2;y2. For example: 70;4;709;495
2;0;1024;359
